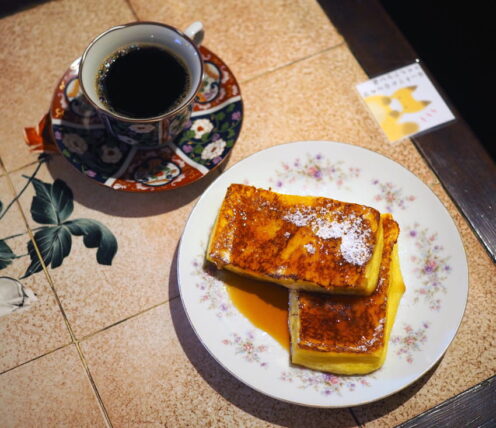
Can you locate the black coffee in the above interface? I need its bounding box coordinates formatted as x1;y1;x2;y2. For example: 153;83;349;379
96;44;190;118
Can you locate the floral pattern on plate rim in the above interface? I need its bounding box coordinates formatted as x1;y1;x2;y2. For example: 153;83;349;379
406;223;451;311
280;367;374;396
270;153;360;190
179;142;467;407
391;322;430;364
371;179;416;212
189;151;459;396
222;331;269;368
193;256;235;318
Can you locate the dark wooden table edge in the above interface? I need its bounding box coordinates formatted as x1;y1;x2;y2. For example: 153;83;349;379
317;0;496;426
318;0;496;263
397;375;496;428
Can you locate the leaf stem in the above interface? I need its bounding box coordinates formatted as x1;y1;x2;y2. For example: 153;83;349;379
0;159;45;220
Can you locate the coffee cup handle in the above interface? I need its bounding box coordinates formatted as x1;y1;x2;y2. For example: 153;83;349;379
184;22;204;46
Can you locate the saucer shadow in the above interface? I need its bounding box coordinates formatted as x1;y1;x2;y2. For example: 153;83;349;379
167;245;357;427
45;153;229;218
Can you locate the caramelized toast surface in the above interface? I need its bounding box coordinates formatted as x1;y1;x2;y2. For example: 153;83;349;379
289;214;405;374
207;184;383;295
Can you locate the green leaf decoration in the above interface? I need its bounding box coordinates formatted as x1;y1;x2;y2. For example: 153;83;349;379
5;175;118;278
215;112;225;121
22;226;72;278
194;145;203;154
184;130;196;140
30;178;74;225
65;219;117;265
226;104;235;113
0;240;16;269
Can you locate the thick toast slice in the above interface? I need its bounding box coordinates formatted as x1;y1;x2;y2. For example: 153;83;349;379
207;184;383;295
289;214;405;375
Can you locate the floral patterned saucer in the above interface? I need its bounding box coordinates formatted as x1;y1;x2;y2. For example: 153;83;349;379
177;141;468;407
49;47;242;192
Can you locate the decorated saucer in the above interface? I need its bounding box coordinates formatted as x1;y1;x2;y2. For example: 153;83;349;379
49;46;243;192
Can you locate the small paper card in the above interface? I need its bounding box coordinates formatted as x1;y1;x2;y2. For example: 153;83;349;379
356;63;455;143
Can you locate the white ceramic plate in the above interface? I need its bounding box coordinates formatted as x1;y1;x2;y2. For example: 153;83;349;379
177;141;468;407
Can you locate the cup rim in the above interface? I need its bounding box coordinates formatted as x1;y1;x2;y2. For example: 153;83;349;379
78;21;204;123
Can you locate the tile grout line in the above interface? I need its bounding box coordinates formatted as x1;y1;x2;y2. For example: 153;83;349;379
2;168;114;428
123;0;140;21
239;41;346;85
1;159;76;339
0;343;71;376
74;340;114;428
78;296;179;343
3;159;42;176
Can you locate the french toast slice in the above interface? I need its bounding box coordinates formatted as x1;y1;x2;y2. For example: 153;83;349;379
289;214;405;375
207;184;383;295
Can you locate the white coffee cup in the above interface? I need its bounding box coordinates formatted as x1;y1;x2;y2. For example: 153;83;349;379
79;21;204;147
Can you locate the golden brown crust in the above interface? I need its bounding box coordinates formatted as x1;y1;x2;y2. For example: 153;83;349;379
208;184;380;291
296;215;399;353
207;184;381;293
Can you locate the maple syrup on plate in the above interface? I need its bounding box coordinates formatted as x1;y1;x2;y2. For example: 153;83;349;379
220;270;290;350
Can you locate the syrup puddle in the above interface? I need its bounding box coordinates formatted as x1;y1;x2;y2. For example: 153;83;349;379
219;270;290;350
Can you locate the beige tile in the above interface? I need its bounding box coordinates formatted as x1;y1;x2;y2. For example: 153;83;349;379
0;174;71;372
0;345;106;427
128;0;343;82
0;0;135;172
9;156;222;338
81;300;357;427
228;45;439;187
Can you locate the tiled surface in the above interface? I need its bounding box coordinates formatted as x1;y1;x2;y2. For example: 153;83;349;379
129;0;343;82
81;300;358;427
0;345;106;427
0;0;494;426
9;156;221;338
0;0;135;172
0;174;70;373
